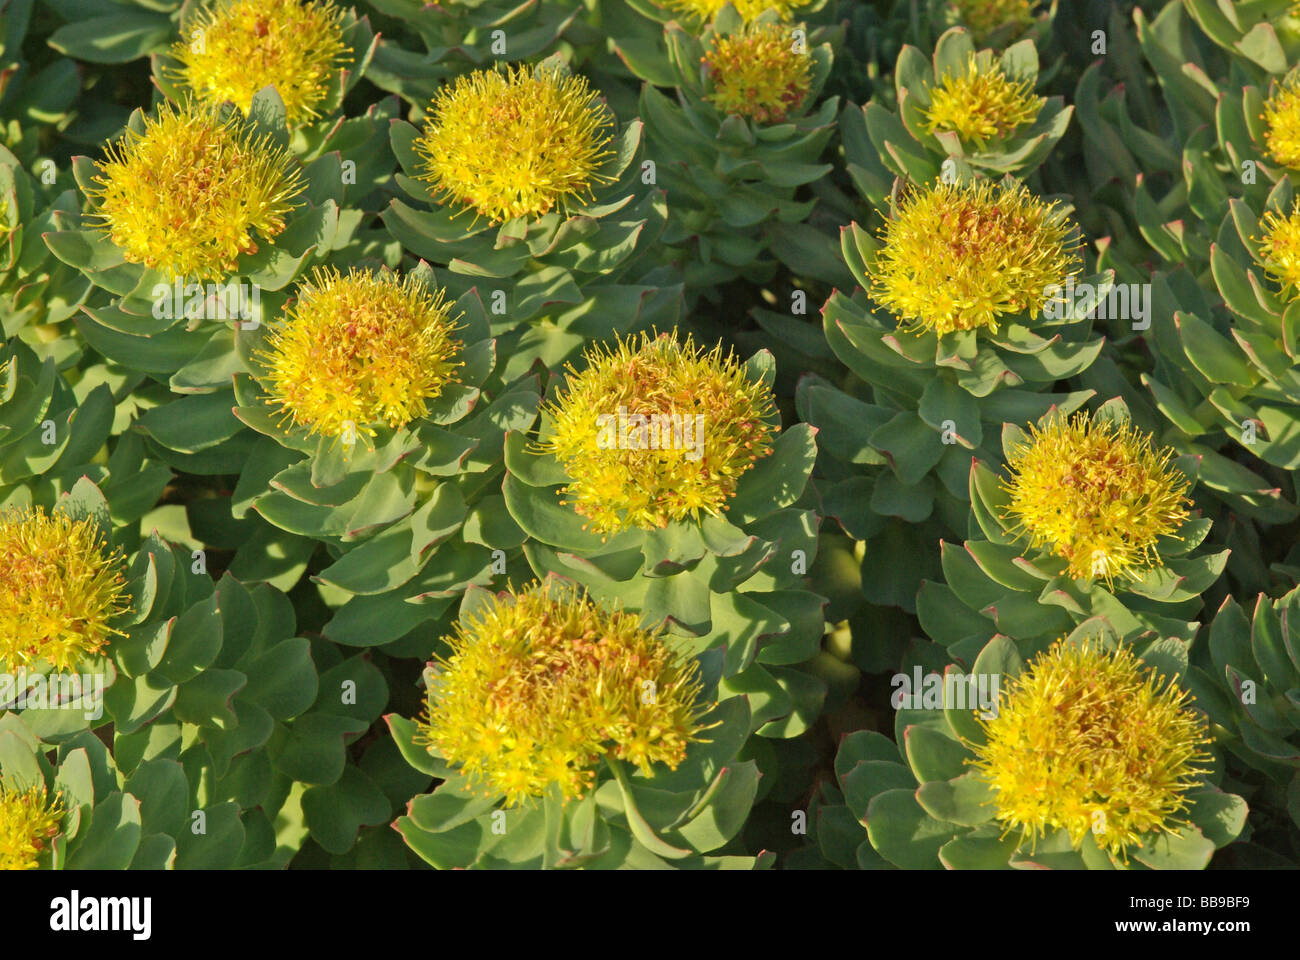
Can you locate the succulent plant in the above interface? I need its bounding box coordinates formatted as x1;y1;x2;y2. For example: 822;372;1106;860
0;714;174;868
1201;586;1300;783
9;0;1300;878
44;0;180;66
50;92;362;364
40;90;387;587
625;9;839;295
503;330;831;756
849;27;1071;185
921;401;1228;664
232;272;526;641
803;174;1103;610
385;56;677;376
812;630;1247;869
0;503;130;672
1074;1;1300;535
0;329;401;865
363;0;578;107
1178;0;1300;81
0;147;89;342
155;0;371;127
148;0;381;173
931;0;1057;51
0;567;386;868
390;579;770;868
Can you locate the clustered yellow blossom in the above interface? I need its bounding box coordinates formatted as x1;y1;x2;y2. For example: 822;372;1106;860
1001;411;1192;583
972;639;1211;860
0;784;64;870
868;178;1081;335
173;0;352;125
537;330;778;536
661;0;806;22
703;22;812;124
88;99;304;281
259;267;463;439
1256;201;1300;299
0;506;129;671
923;54;1043;150
949;0;1038;44
418;582;707;806
1262;75;1300;169
414;65;616;224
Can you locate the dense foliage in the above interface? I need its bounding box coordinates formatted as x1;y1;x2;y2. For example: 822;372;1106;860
1;0;1298;871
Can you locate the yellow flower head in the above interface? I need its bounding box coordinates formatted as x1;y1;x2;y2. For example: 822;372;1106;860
537;331;778;536
259;267;463;439
0;507;129;671
414;64;616;224
660;0;806;22
703;22;812;125
87;99;305;282
0;784;64;870
1263;76;1300;169
173;0;352;125
418;582;707;806
1256;201;1300;299
868;178;1081;335
1001;412;1192;584
972;639;1211;860
923;54;1043;150
949;0;1038;44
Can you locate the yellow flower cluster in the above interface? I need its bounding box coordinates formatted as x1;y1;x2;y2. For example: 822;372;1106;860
923;54;1043;150
88;99;304;281
418;583;707;806
948;0;1038;44
173;0;351;125
1263;76;1300;169
972;639;1210;860
703;22;812;125
0;507;129;671
538;330;778;535
259;267;463;439
414;65;616;224
1001;412;1192;583
868;178;1080;335
661;0;806;22
0;784;64;870
1257;201;1300;299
